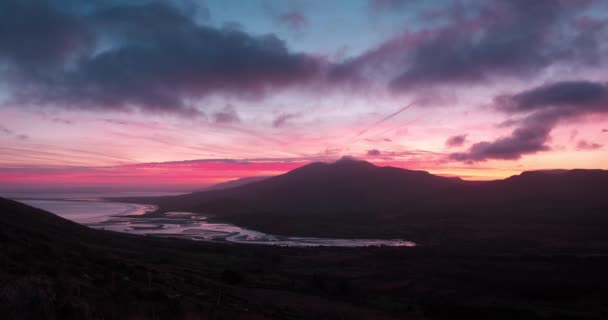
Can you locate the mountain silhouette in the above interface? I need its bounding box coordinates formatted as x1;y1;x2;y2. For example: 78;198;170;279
117;159;608;246
202;175;272;191
143;157;467;215
135;158;608;217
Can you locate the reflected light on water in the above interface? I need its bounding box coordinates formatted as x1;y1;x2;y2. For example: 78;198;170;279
17;199;415;247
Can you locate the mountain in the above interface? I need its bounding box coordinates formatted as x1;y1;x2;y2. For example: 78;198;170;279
479;169;608;211
144;157;468;214
202;175;272;191
146;158;608;216
117;159;608;248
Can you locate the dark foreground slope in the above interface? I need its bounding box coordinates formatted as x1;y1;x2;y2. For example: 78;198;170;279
4;198;608;319
122;159;608;251
0;197;398;319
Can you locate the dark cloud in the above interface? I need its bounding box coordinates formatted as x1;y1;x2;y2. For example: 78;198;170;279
339;0;604;92
497;118;522;128
576;140;602;150
2;0;607;119
0;1;94;69
367;149;381;156
15;134;28;140
450;117;552;161
213;105;240;124
603;129;608;133
392;0;566;90
172;0;211;22
496;81;608;113
0;1;322;117
445;134;467;148
273;113;299;128
451;80;608;161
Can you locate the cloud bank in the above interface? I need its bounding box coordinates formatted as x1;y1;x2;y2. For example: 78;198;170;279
451;81;608;161
336;0;605;94
0;1;322;117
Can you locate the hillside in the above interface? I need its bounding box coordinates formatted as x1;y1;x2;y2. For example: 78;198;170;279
130;158;468;214
4;197;608;319
115;159;608;249
0;197;399;319
203;176;272;191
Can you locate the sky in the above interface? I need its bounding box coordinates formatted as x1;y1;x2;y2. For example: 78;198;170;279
1;0;608;192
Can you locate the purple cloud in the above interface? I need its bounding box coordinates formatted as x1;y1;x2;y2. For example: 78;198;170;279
450;118;552;161
2;0;607;122
576;140;602;150
336;0;603;93
496;81;608;113
445;134;467;148
273;113;299;128
213;105;241;124
367;149;381;156
451;80;608;162
0;1;323;117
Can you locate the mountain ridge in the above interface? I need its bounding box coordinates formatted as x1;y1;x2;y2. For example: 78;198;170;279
104;159;608;243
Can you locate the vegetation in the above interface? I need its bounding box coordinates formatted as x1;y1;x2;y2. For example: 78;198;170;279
2;197;608;319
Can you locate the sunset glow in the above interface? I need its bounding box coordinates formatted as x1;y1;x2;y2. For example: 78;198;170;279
1;0;608;192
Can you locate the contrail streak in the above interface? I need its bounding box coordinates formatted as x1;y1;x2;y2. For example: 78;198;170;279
339;102;415;156
353;102;415;139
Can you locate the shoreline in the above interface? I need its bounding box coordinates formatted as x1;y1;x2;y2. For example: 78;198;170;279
14;198;416;248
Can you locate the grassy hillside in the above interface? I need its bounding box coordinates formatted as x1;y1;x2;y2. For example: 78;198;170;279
3;197;608;319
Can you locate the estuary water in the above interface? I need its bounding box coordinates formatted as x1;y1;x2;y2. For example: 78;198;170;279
14;196;415;247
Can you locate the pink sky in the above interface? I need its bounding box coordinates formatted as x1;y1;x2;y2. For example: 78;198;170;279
1;0;608;192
